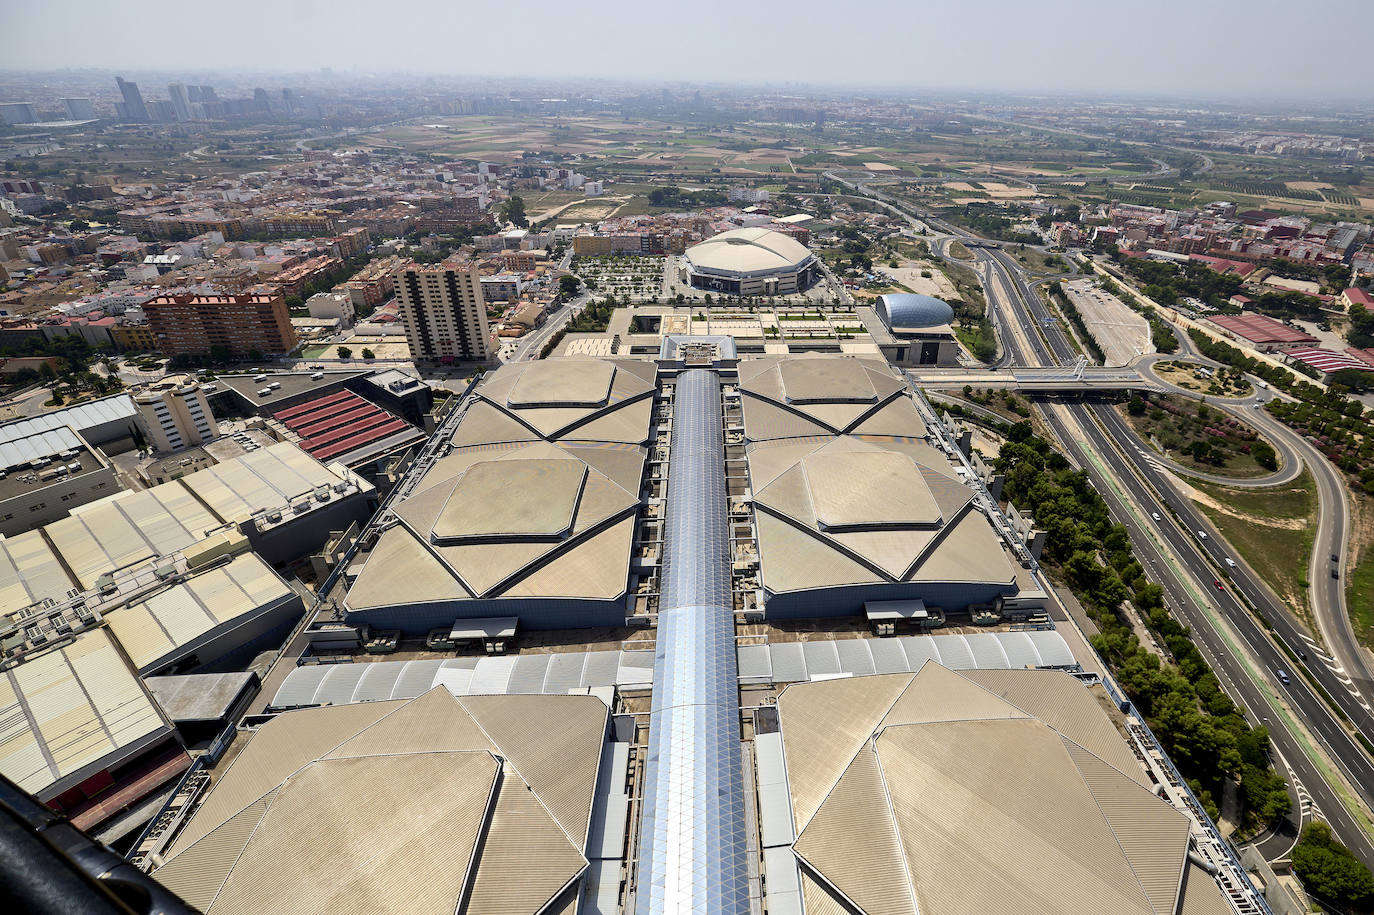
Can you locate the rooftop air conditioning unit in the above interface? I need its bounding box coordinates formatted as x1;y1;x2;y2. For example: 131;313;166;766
265;511;283;524
293;502;310;514
253;374;267;382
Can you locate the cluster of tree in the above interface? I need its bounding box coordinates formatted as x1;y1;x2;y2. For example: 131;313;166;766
940;203;1040;245
1144;308;1181;354
1187;329;1372;487
996;423;1290;829
1348;305;1374;350
1117;256;1328;322
1047;281;1106;363
646;186;728;208
1259;258;1351;292
1291;821;1374;912
498;195;528;228
0;333;106;377
1117;258;1244;310
567;297;617;333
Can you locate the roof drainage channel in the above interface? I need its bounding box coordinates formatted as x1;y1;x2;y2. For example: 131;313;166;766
635;369;750;914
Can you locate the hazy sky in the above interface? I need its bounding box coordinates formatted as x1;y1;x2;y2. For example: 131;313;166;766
9;0;1373;100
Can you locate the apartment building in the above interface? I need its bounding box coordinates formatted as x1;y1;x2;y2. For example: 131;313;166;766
144;292;298;357
394;262;490;362
134;375;219;452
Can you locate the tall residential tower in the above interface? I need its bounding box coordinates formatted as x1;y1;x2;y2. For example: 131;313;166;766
393;262;491;362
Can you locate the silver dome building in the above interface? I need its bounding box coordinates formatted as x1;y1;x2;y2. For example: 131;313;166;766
868;293;962;366
682;227;819;296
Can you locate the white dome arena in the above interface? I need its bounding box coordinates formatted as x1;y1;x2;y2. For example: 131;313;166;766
683;228;819;296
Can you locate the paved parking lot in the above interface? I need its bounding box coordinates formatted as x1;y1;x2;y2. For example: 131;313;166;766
1062;278;1151;366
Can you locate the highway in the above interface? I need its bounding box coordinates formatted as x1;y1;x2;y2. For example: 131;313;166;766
819;174;1374;864
967;241;1374;866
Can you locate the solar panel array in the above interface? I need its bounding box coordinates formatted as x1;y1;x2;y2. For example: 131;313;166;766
636;370;750;915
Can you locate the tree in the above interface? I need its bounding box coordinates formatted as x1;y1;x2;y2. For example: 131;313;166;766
501;195;528;228
361;348;375;360
336;346;353;359
1292;821;1374;911
1252;441;1277;472
559;275;581;299
1127;395;1146;416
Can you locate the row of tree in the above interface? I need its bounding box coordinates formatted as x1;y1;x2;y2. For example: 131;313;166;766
994;422;1291;830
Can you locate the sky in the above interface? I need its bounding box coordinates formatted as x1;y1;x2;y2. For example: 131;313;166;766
8;0;1374;101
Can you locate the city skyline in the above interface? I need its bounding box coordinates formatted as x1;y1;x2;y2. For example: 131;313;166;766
8;0;1374;101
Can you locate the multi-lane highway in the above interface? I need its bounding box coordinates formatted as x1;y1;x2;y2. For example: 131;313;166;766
964;237;1374;865
843;164;1374;863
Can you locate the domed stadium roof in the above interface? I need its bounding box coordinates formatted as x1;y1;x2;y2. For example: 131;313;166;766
684;227;814;276
876;293;955;331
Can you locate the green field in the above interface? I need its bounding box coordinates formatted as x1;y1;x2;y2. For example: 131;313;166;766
1191;471;1318;620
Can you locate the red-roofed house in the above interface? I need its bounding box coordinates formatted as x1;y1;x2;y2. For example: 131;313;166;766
1341;288;1373;311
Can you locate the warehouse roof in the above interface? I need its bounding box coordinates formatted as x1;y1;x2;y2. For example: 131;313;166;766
778;664;1196;915
452;357;657;446
347;439;642;610
0;394;136;446
45;484;226;590
1208;313;1316;345
0;627;171;799
154;689;607;915
272;389;421;465
177;441;369;526
272;649;655;707
345;359;654;619
0;529;76;611
103;553;299;674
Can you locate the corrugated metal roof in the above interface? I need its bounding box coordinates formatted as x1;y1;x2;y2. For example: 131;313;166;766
778;666;1192;915
272;649;656;709
739;631;1078;686
0;627;171;798
753;732;796;849
0;425;82;470
0;394;135;445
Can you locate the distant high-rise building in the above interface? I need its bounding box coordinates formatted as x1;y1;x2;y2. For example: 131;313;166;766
394;262;491;362
200;85;218;103
115;77;149;121
144;292;298;358
133;375;219;453
280;88;297;114
145;99;174;122
0;103;37;126
61;98;95;120
253;88;272;113
167;82;193;122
